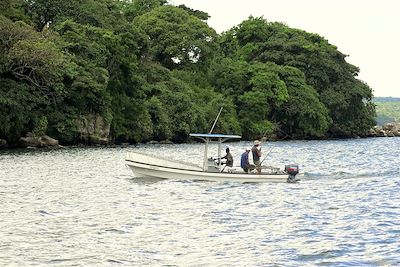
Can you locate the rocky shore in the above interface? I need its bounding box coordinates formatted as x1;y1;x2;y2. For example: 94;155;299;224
367;122;400;137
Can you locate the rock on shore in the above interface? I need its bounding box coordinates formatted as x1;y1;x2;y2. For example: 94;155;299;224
19;134;59;148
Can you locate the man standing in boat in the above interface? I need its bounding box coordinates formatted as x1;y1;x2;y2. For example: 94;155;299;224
252;140;262;174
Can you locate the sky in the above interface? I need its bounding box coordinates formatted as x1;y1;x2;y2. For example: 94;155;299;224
170;0;400;97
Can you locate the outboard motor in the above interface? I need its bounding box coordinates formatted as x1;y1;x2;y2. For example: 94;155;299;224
285;164;299;183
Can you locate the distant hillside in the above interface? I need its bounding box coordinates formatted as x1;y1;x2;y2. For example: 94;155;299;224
374;97;400;103
375;101;400;125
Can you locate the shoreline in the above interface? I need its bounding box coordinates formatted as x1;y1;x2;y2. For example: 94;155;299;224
0;134;399;152
1;122;399;151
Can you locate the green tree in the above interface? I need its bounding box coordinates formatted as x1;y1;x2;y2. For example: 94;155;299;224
219;16;375;137
0;16;78;143
177;5;210;21
274;66;331;138
0;0;30;23
26;0;126;30
1;16;73;103
25;0;76;30
122;0;167;21
0;79;43;142
134;5;218;69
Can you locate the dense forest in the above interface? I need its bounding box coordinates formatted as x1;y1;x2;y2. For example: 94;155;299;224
0;0;376;147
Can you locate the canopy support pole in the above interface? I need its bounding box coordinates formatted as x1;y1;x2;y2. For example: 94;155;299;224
203;138;209;171
218;137;222;169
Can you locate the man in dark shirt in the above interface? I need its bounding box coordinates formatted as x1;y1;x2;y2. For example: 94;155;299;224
221;147;233;167
240;147;255;173
252;140;262;174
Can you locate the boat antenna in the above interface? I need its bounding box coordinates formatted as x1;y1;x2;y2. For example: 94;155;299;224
209;107;223;134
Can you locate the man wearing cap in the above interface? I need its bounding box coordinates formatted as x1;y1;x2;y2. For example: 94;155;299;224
252;140;262;174
240;147;255;173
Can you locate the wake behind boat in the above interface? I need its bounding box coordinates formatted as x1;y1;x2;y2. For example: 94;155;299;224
125;133;300;183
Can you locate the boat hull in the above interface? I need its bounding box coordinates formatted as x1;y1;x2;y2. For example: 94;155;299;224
126;156;296;183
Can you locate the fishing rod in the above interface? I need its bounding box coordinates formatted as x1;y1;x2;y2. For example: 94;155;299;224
259;128;288;165
260;146;274;165
258;133;289;167
258;124;273;165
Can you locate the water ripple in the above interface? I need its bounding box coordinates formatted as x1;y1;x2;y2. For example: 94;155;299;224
0;138;399;266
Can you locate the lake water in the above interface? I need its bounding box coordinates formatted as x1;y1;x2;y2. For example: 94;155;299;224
0;137;399;266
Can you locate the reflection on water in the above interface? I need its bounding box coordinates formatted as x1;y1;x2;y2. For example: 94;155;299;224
0;138;399;266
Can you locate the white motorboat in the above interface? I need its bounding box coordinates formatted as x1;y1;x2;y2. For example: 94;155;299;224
126;133;300;183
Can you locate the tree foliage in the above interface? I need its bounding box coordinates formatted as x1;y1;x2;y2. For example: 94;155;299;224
0;4;376;146
134;5;218;69
218;16;375;138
